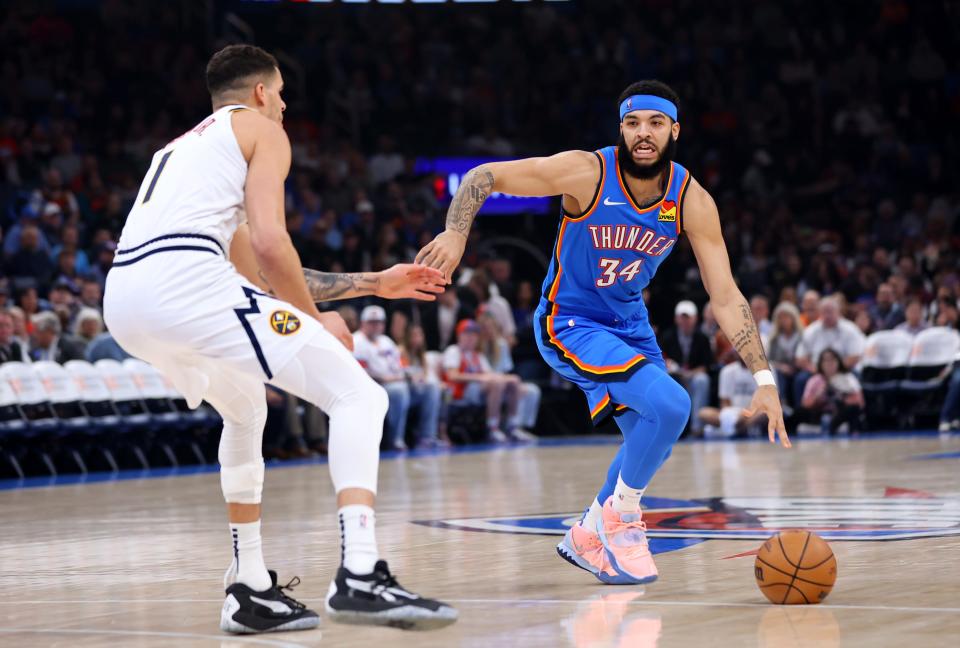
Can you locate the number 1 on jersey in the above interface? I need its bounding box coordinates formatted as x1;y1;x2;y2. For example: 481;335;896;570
142;150;173;204
596;257;644;288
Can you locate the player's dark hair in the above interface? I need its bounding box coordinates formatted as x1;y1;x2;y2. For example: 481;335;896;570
617;80;681;122
206;44;278;98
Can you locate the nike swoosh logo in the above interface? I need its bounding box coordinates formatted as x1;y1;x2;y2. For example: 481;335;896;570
345;578;397;602
250;595;293;615
603;197;626;206
345;578;419;601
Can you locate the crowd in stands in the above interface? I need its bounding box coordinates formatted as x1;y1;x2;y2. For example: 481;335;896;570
665;287;959;437
0;1;957;457
346;293;540;450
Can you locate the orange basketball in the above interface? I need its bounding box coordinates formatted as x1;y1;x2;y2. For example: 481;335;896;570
754;530;837;605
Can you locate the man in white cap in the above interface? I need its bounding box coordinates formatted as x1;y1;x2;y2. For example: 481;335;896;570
354;305;441;450
660;300;713;435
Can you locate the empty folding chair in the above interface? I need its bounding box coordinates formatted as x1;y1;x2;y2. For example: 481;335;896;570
858;329;912;429
122;359;181;423
93;359;153;424
98;359;184;466
32;361;91;431
0;362;63;475
64;360;123;426
901;327;960;427
34;361;117;474
95;359;161;467
160;371;221;429
64;360;132;471
124;359;208;464
0;377;28;479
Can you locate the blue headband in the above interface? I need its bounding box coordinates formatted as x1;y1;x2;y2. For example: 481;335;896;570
619;95;678;122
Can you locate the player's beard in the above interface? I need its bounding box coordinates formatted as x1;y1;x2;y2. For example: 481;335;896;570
617;132;676;180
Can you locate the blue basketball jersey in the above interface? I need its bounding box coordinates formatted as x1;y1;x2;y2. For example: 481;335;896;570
539;146;692;326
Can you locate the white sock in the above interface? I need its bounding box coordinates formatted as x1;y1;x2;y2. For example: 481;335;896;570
339;504;379;575
486;416;501;431
231;520;271;591
613;474;645;513
581;498;603;531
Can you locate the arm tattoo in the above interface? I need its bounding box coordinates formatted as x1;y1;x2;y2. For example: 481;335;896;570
303;268;380;302
729;300;768;372
446;166;494;236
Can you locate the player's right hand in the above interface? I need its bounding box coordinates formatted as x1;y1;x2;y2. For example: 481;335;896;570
415;230;467;284
316;311;354;351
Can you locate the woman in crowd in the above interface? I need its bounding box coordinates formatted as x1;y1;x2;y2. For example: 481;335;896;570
854;309;874;336
477;311;539;440
801;348;865;434
765;301;804;410
7;306;31;350
400;324;450;448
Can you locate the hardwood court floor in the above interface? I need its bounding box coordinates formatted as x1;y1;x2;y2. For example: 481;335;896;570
2;434;959;647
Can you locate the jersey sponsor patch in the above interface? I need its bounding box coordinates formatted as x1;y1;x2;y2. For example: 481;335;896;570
658;199;677;222
270;310;301;336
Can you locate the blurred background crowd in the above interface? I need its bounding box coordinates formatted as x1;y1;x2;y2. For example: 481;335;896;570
0;0;957;460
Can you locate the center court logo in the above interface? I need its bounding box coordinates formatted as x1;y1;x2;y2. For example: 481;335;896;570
270;310;301;336
415;492;960;555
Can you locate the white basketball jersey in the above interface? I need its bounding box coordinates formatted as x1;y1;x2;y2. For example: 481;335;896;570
118;105;253;253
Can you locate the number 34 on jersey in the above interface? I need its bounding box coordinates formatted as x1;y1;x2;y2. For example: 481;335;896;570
595;257;645;288
588;223;676;289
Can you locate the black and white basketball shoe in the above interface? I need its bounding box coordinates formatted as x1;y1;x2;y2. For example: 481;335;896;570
221;570;320;634
325;560;458;630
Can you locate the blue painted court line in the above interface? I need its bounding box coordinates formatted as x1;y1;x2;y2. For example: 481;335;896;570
912;451;960;460
0;440;568;492
0;430;951;492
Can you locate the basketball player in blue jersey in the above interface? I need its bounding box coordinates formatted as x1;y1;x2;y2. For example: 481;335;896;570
417;80;791;584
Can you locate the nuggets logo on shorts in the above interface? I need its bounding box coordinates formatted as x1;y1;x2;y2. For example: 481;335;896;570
658;199;677;222
270;310;301;336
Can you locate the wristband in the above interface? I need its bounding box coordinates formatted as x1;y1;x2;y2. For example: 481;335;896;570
754;369;776;387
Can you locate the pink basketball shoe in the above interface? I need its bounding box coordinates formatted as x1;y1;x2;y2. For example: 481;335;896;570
557;519;636;585
595;497;658;584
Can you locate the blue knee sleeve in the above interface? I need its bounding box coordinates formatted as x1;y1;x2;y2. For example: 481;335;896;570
594;409;640;503
607;367;691;489
596;441;627;505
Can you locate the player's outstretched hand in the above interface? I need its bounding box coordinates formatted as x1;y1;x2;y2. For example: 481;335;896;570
376;263;446;301
316;311;354;351
415;231;467;284
742;385;791;448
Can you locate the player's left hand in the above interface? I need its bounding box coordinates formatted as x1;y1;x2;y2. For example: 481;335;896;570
375;263;446;301
742;385;791;448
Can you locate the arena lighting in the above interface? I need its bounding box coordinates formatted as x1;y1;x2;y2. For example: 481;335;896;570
415;157;551;215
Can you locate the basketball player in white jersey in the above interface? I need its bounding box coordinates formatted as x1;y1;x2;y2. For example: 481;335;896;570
104;44;457;634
